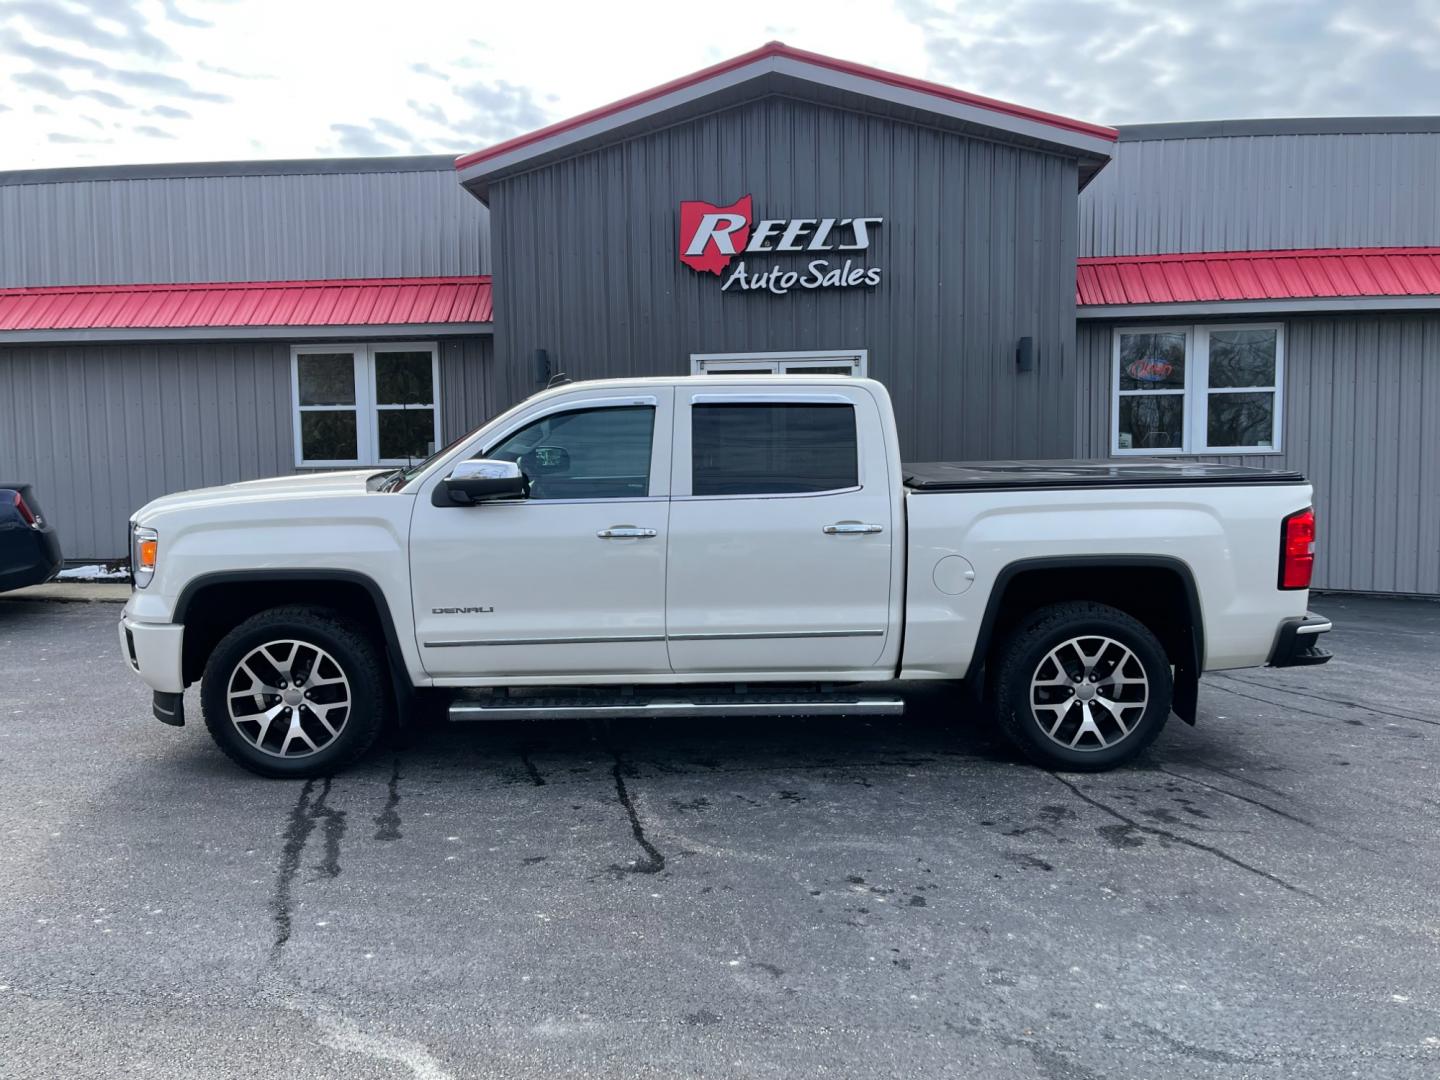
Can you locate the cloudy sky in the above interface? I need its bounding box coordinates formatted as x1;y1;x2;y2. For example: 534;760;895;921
2;0;1439;169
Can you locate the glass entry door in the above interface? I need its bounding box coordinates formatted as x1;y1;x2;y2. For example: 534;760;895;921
691;350;867;377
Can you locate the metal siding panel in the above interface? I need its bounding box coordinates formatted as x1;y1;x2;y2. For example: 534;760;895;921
491;96;1078;463
1421;317;1440;593
438;335;496;442
0;169;490;287
1081;131;1440;257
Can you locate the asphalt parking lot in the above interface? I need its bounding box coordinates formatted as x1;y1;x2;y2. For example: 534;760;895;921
1;594;1438;1079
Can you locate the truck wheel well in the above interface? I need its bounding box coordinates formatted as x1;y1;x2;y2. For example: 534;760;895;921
178;575;399;688
976;559;1203;719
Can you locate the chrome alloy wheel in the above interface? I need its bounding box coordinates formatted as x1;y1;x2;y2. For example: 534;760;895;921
1029;635;1149;751
226;639;352;759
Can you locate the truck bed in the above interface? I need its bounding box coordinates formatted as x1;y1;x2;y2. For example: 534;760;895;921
902;459;1306;493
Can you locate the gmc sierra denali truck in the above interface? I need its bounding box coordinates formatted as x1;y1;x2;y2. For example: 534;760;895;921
119;376;1331;778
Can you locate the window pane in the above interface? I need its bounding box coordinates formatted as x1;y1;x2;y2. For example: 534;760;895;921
301;410;358;461
297;353;356;405
378;409;436;460
692;404;858;496
1208;329;1277;388
1207;392;1275;447
375;351;434;405
1118;395;1184;451
489;406;654;500
783;364;855;375
1119;332;1186;390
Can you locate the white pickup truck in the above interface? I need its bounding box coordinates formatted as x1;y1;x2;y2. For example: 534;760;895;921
120;375;1331;778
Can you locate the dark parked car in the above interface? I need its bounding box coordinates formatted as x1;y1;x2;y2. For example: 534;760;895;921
0;483;63;593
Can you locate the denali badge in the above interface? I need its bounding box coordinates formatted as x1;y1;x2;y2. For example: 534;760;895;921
432;606;494;614
679;194;884;294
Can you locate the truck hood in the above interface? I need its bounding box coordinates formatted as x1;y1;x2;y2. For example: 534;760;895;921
132;470;383;523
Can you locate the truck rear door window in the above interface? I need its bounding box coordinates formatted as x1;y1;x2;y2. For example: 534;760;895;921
691;403;858;496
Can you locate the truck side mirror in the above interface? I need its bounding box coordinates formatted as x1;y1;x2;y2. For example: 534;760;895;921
437;459;529;506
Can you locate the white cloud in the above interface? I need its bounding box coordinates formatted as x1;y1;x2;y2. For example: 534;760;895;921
0;0;1437;168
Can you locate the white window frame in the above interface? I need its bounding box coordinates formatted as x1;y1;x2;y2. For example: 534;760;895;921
291;342;441;467
690;349;868;377
1111;323;1284;456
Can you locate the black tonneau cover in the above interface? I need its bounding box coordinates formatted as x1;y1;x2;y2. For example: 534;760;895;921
903;459;1306;493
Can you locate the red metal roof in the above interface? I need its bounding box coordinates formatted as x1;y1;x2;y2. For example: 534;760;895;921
0;276;493;331
455;41;1117;172
1077;248;1440;307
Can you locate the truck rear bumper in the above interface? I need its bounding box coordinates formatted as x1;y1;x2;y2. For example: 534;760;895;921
1267;612;1333;668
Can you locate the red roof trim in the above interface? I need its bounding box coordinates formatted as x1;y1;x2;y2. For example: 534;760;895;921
455;41;1117;172
0;276;494;332
1077;247;1440;306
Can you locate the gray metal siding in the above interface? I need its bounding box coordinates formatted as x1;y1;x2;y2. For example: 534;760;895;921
0;341;293;560
0;335;495;560
488;95;1080;462
439;335;498;442
1079;132;1440;257
1077;316;1440;595
0;168;491;287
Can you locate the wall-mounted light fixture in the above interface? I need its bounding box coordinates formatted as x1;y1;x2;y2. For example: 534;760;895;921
1015;336;1034;373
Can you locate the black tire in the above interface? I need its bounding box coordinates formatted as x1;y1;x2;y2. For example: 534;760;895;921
992;601;1172;771
201;605;390;778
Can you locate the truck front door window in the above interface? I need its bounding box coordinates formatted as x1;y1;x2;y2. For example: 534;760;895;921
488;406;655;500
691;403;858;495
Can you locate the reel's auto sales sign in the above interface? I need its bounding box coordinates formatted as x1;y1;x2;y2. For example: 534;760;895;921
679;195;883;296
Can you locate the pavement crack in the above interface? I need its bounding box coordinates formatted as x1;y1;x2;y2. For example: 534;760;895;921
1049;773;1319;900
271;777;345;961
1208;679;1339;723
1212;674;1439;728
1131;1021;1269;1066
607;749;665;876
1189;761;1292;798
1158;766;1381;855
373;757;403;841
1155;766;1315;827
271;780;317;959
518;745;547;786
308;778;347;881
996;1034;1106;1080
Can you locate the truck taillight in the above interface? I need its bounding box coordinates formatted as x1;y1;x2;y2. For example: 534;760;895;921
13;491;38;528
1279;507;1316;590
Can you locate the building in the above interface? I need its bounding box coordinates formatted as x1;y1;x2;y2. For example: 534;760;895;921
1076;117;1440;596
1;44;1436;595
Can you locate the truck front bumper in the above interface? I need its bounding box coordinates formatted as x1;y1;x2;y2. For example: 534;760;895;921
1267;612;1333;668
118;609;186;695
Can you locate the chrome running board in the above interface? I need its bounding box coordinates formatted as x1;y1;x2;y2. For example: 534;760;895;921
448;692;905;722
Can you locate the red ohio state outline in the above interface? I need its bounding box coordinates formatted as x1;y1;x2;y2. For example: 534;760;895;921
679;195;753;275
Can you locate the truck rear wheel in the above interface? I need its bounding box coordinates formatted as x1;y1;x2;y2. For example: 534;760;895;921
200;605;389;778
992;601;1172;771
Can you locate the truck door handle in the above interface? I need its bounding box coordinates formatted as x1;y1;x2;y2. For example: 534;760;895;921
823;522;884;535
597;526;657;539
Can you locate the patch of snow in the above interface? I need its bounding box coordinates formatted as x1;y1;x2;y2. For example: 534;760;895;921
56;564;130;582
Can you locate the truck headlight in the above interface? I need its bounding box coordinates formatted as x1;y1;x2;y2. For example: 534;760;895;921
131;525;158;588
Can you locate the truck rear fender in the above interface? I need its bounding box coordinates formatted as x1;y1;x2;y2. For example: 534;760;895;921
972;556;1204;725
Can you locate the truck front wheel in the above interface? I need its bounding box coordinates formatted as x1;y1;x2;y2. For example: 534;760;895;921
992;602;1173;771
200;605;389;778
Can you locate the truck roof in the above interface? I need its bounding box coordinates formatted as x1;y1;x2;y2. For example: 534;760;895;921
903;460;1307;492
